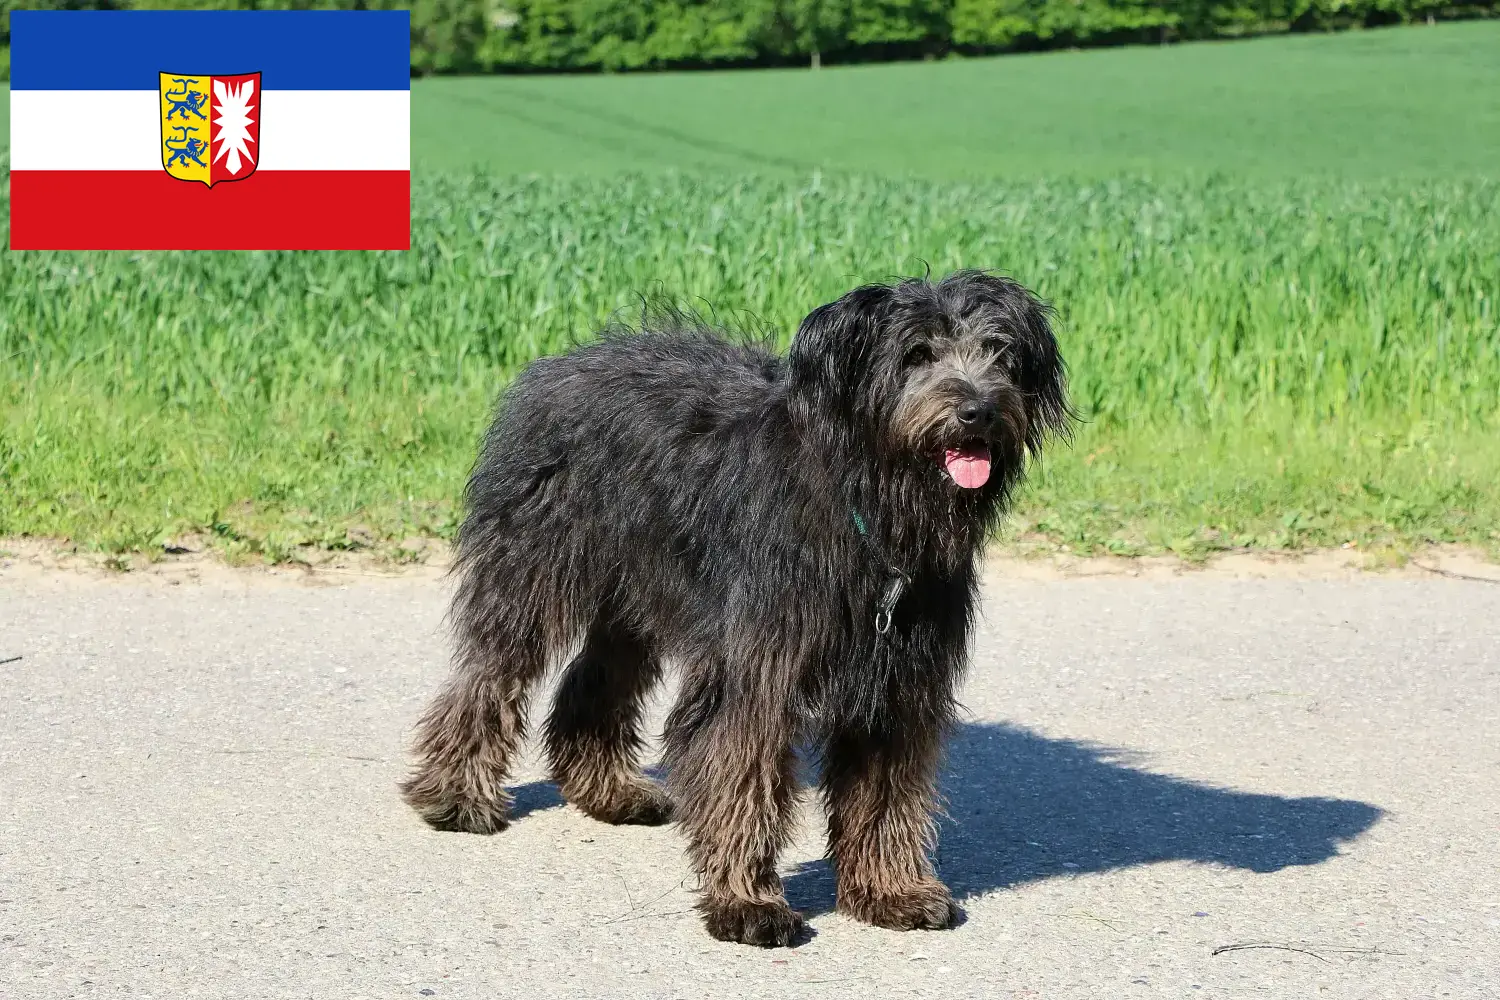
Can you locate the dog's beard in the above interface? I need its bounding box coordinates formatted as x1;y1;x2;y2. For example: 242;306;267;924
889;371;1029;493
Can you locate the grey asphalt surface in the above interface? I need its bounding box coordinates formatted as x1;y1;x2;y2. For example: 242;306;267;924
2;569;1498;999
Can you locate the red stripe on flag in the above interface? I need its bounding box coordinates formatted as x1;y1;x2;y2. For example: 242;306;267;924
9;170;410;250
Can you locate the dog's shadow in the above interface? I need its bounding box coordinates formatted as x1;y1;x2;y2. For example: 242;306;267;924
508;781;568;820
505;721;1383;921
781;721;1384;917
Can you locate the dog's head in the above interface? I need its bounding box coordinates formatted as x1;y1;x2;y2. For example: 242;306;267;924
789;271;1072;494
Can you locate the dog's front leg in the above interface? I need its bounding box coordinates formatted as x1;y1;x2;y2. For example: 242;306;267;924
663;676;803;947
821;719;960;931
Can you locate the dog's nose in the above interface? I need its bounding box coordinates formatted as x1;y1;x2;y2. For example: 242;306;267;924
956;400;997;429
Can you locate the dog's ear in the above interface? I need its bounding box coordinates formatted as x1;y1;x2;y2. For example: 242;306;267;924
788;283;896;391
1007;285;1073;452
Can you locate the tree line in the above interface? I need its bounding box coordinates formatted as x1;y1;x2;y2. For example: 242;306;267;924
1;0;1493;76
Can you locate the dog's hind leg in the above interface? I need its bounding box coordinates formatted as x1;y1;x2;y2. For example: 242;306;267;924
399;569;557;834
543;618;671;825
664;670;804;947
820;721;960;931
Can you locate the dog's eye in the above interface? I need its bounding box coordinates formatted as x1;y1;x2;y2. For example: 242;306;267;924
903;343;933;367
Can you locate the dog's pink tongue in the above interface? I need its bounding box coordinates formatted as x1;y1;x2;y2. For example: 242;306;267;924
943;446;992;489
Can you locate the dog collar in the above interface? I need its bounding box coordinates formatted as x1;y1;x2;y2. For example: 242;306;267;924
850;508;911;636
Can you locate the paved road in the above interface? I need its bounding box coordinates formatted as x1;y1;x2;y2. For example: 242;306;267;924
2;569;1498;999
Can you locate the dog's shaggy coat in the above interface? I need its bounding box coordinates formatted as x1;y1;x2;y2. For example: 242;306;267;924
401;270;1071;945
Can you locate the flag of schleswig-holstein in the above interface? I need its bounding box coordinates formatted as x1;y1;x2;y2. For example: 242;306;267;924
9;10;410;250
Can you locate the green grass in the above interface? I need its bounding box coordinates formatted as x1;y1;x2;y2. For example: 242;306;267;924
403;22;1500;179
3;24;1499;562
4;22;1498;178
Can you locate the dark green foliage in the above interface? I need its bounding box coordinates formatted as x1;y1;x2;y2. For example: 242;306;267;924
480;0;764;71
3;0;1494;76
950;0;1176;49
470;0;1495;71
402;0;487;73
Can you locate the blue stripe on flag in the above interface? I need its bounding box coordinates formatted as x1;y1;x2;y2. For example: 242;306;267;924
10;10;410;91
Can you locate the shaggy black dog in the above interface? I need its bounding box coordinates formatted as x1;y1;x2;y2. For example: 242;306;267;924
401;270;1071;946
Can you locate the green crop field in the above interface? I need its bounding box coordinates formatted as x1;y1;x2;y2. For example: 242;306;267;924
402;22;1500;179
3;23;1498;564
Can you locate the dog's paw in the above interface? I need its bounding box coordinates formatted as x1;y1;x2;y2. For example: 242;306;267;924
400;783;511;834
577;780;673;826
415;800;512;834
839;881;960;931
701;898;806;947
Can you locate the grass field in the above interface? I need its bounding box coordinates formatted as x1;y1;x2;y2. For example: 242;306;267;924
3;23;1499;563
399;22;1500;179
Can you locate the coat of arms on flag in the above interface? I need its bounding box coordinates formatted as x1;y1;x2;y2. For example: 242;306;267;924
8;10;410;251
159;72;261;187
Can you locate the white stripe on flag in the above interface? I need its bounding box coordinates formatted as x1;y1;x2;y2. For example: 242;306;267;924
10;90;411;171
